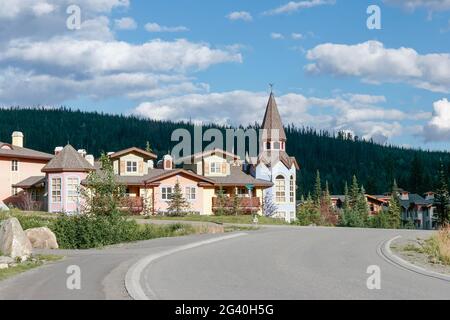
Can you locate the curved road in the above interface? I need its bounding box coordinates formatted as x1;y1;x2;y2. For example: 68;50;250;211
0;226;448;300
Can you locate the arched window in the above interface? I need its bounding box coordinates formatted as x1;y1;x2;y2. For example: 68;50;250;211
290;176;295;203
275;175;285;203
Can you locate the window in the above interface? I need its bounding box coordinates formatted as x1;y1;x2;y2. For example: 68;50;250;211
275;175;286;203
289;176;295;203
266;142;271;150
11;160;18;172
51;178;62;203
186;187;196;200
126;161;137;173
161;187;173;200
273;142;280;150
210;162;221;174
67;177;79;203
31;189;38;202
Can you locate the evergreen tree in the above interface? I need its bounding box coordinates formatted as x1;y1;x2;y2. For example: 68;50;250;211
262;192;278;217
313;170;322;205
166;180;190;217
386;181;402;229
231;194;243;216
215;186;228;216
435;161;450;226
409;153;424;194
349;175;360;208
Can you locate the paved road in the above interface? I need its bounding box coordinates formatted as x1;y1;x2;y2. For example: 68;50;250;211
0;226;448;300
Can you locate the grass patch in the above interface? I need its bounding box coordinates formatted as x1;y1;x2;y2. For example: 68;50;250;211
144;215;288;225
0;254;63;282
0;209;54;230
402;243;424;253
422;225;450;265
224;225;260;233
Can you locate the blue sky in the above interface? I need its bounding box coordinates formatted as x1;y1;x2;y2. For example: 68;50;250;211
1;0;450;150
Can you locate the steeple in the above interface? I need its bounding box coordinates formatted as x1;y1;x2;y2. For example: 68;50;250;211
261;93;287;151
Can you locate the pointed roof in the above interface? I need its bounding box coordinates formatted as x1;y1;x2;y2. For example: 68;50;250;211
42;144;94;173
261;93;287;141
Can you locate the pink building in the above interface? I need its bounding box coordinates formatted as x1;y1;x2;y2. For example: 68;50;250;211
41;145;95;213
0;131;53;209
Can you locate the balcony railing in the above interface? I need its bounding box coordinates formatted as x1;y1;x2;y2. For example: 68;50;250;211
212;196;261;214
121;196;144;214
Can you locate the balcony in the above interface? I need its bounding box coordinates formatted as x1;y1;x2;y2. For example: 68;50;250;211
212;196;261;214
121;196;144;214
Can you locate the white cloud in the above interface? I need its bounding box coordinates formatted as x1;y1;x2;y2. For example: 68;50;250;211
132;90;428;144
0;0;129;19
226;11;253;22
114;17;137;30
263;0;335;15
306;40;450;93
291;33;303;40
384;0;450;12
0;38;242;74
270;33;284;40
145;22;189;33
424;98;450;141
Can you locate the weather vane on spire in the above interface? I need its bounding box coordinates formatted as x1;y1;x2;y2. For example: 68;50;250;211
269;83;274;94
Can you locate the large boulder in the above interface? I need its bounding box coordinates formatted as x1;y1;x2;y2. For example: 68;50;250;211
25;227;59;249
0;201;9;211
0;218;32;259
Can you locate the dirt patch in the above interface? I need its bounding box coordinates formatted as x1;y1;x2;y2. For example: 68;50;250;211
391;236;450;276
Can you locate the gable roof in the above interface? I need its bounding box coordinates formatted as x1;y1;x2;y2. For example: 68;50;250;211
108;147;157;160
258;150;300;170
144;169;215;185
0;142;53;161
42;144;95;173
176;148;240;164
261;93;287;141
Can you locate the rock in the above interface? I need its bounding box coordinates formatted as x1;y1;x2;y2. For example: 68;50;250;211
0;264;8;270
0;218;32;259
0;256;14;265
25;227;59;249
0;201;9;211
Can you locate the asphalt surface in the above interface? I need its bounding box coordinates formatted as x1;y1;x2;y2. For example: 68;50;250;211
0;226;448;300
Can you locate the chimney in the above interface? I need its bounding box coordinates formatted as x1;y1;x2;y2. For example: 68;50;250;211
54;146;63;156
148;160;154;170
12;131;24;148
107;152;114;156
77;149;87;158
163;155;173;170
85;155;94;166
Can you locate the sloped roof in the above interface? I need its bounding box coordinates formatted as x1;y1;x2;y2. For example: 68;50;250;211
176;148;240;164
400;193;433;208
108;147;157;160
0;142;53;161
42;144;95;172
261;93;287;141
13;176;45;188
206;166;273;188
258;150;300;170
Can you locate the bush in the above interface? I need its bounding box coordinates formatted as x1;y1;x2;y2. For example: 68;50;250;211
50;213;195;249
423;225;450;265
0;210;51;230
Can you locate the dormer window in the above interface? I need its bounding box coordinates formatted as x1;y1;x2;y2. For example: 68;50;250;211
126;161;137;173
210;162;221;174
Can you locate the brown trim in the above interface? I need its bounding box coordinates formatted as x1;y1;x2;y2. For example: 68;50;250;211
0;154;52;162
144;169;215;185
41;168;94;173
109;147;157;160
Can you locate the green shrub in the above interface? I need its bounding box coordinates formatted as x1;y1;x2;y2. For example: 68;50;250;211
50;213;195;249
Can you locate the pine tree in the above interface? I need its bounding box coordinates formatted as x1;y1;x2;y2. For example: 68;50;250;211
215;186;228;216
409;153;424;194
435;161;450;227
263;191;278;217
313;170;322;205
387;181;402;229
166;180;190;217
145;141;153;153
232;194;242;216
349;175;360;208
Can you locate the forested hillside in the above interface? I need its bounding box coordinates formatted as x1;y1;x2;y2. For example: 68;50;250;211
1;107;449;195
